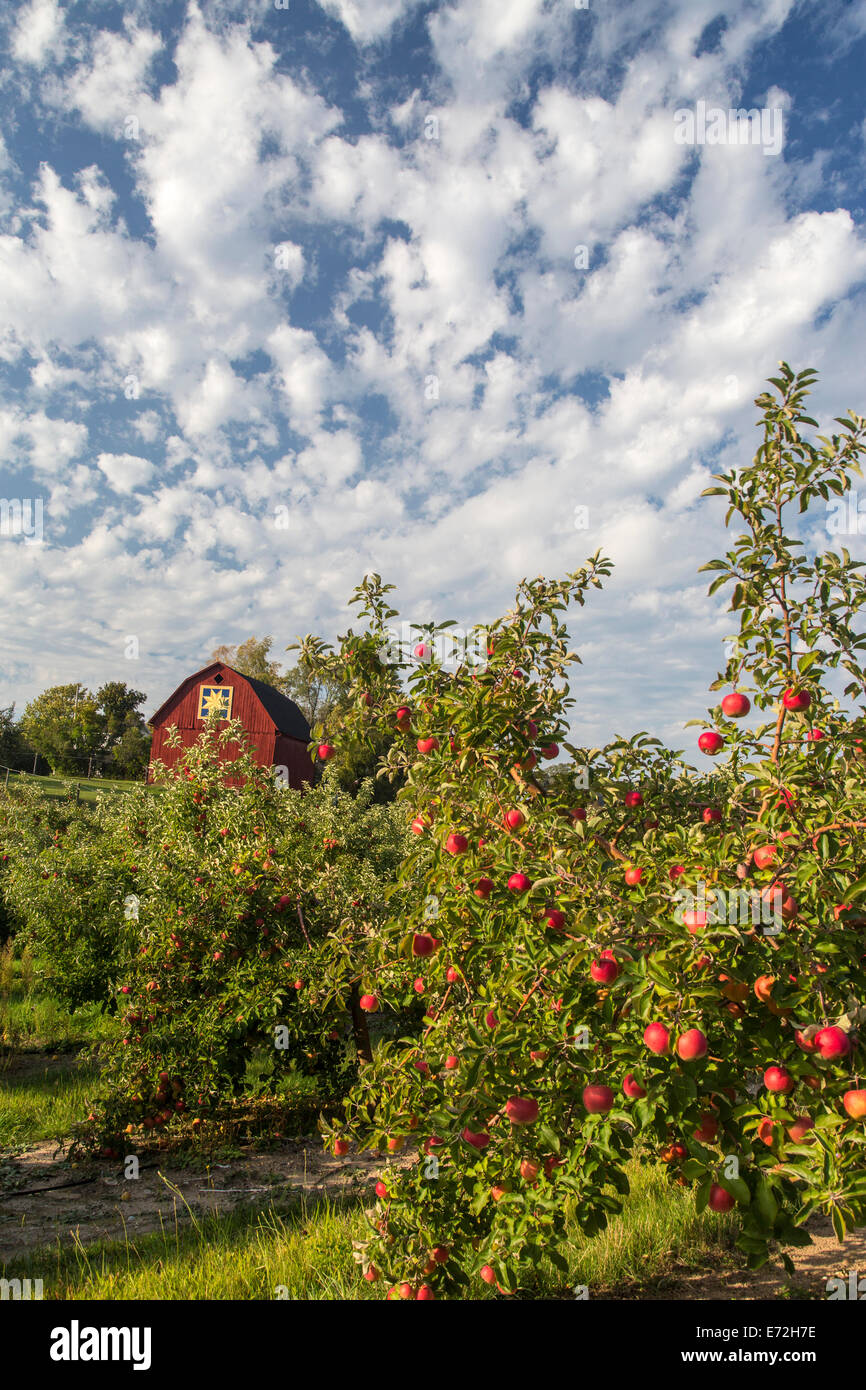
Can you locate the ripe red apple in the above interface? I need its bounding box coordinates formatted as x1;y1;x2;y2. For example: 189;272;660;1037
445;832;468;855
541;743;559;759
462;1127;491;1149
359;994;379;1012
395;705;412;726
317;743;335;760
843;1090;866;1119
484;1009;498;1029
334;1138;350;1156
683;908;707;933
375;1181;389;1199
363;1266;378;1282
708;1184;735;1212
582;1085;615;1115
474;877;494;899
507;872;531;893
624;791;643;808
721;692;750;717
416;1284;434;1301
763;1065;794;1094
417;737;439;754
676;1028;708;1061
702;807;721;824
590;956;619;984
504;808;525;830
794;1028;818;1053
446;965;460;983
698;730;724;755
787;1115;815;1142
753;843;777;870
413;978;425;993
643;1022;670;1054
570;807;587;822
805;727;824;742
445;1055;459;1069
622;1073;647;1099
669;864;685;880
693;1112;718;1143
624;866;644;887
480;1265;497;1284
546;908;566;930
412;932;437;957
815;1026;851;1059
783;688;811;711
411;816;427;835
505;1096;539;1125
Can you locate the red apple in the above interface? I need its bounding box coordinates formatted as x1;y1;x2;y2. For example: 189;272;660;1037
622;1073;647;1099
783;688;811;711
359;994;379;1012
412;932;437;957
583;1085;615;1114
676;1028;708;1061
505;1096;539;1125
624;791;643;808
317;743;335;760
541;743;559;759
843;1090;866;1119
416;1284;434;1300
507;872;531;893
504;808;525;830
721;692;750;717
708;1184;735;1212
590;956;619;984
624;866;644;887
546;909;566;930
693;1112;718;1143
462;1127;491;1149
570;807;587;822
698;731;724;755
815;1026;851;1059
643;1022;670;1054
417;737;439;754
763;1065;794;1094
333;1138;350;1156
474;877;494;898
445;832;468;855
702;807;721;824
787;1115;815;1142
753;843;777;870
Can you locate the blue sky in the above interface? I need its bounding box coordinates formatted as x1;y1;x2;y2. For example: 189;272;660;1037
1;0;865;748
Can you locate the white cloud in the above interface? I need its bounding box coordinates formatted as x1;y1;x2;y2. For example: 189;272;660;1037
11;0;66;68
96;452;155;494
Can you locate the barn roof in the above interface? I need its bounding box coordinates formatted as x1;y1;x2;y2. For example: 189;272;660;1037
242;674;311;741
149;662;311;742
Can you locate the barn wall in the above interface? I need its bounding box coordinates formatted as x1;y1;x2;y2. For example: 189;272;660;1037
273;734;317;789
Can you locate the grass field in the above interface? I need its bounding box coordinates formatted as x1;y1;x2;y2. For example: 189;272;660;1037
1;772;147;802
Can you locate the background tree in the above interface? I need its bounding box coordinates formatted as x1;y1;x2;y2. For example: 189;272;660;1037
0;705;29;771
19;685;102;775
211;636;287;690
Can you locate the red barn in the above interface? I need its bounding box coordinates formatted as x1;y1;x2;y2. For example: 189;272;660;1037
147;661;316;788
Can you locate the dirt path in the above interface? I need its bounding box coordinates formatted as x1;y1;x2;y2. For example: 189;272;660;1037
0;1137;404;1260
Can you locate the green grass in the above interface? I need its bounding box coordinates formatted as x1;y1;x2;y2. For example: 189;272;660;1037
0;1056;102;1149
0;1159;737;1300
0;948;115;1051
2;773;145;803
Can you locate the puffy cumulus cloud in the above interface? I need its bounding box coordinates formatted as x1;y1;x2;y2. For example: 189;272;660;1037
11;0;67;68
96;452;155;494
1;0;865;747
